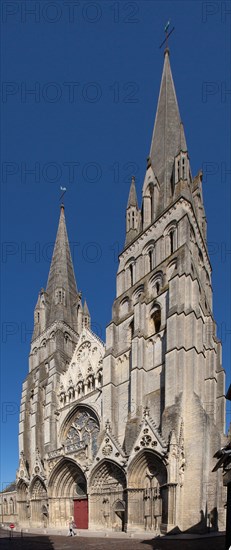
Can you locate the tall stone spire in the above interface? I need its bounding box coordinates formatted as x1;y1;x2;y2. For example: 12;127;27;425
45;204;79;328
149;49;189;212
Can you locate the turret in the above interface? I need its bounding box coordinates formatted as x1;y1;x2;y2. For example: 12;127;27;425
32;288;49;340
83;299;91;329
142;157;160;229
125;176;140;246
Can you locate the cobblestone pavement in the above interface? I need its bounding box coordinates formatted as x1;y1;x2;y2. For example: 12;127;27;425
0;529;226;550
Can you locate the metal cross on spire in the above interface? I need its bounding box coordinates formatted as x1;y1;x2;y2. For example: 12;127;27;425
159;20;175;49
59;186;67;205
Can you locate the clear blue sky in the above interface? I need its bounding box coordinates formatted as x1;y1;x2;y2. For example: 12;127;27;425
0;0;230;488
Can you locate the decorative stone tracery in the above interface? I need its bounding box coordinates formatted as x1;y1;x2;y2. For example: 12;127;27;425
128;450;168;532
30;477;48;527
89;460;126;531
64;409;99;460
17;480;30;525
59;328;105;405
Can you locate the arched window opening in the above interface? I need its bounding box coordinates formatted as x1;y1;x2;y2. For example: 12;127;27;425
128;319;134;345
150;192;153;221
9;498;14;514
130;319;134;337
120;298;129;316
60;391;66;404
170;230;175;255
152;307;161;334
129;264;134;286
132;211;135;228
156;281;160;295
55;288;65;305
69;390;74;402
182;157;186;179
98;370;102;386
3;499;8;515
37;312;40;323
165;225;177;257
65;333;70;344
148;249;153;271
177;159;180;181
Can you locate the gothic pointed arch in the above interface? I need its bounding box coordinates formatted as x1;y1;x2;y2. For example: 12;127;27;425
149;301;162;335
17;479;30;524
48;457;87;498
128;449;167;487
60;405;100;463
48;457;87;527
30;475;47;499
127;449;168;531
89;459;126;531
30;476;48;527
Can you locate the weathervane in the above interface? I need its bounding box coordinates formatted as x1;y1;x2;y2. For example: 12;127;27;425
159;20;175;49
59;186;67;204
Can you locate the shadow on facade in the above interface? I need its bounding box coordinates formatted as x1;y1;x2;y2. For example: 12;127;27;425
168;508;218;535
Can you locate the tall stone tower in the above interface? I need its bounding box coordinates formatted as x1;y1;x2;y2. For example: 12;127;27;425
15;49;226;534
17;205;83;523
102;48;226;532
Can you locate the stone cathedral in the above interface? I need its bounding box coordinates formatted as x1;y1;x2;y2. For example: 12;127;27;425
15;49;226;534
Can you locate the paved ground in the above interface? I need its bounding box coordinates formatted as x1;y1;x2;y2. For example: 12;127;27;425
0;529;226;550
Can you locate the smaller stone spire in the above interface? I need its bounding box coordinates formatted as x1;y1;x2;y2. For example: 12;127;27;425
125;176;140;246
127;176;138;208
83;299;91;329
83;299;90;316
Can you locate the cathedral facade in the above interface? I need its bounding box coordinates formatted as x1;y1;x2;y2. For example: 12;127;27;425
15;49;226;534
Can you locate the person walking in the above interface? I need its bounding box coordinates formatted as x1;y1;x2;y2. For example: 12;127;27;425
67;520;76;536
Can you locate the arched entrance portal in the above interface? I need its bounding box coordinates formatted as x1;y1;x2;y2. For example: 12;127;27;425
128;450;167;532
17;480;30;525
89;460;126;531
48;458;88;528
30;477;48;527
